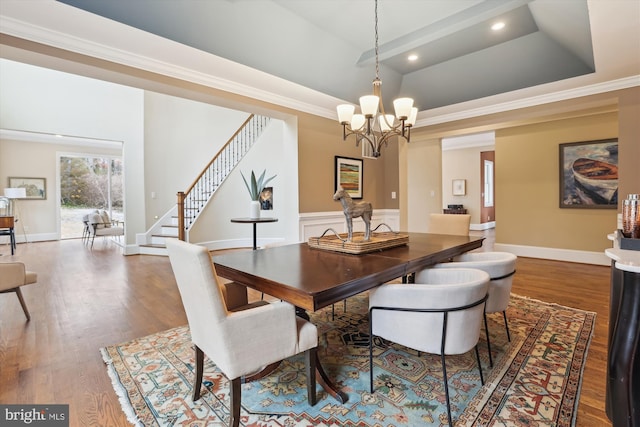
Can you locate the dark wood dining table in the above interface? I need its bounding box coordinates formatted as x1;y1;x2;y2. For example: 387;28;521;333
212;232;484;403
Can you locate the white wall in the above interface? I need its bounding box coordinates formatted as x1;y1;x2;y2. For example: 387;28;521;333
143;91;252;227
189;119;300;246
0;59;144;244
0;59;301;248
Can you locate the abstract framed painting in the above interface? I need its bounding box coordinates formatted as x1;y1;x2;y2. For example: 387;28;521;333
559;138;618;209
335;156;363;199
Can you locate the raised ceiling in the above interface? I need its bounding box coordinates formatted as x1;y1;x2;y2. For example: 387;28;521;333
56;0;596;112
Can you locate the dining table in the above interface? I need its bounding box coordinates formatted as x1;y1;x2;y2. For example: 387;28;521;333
212;232;485;403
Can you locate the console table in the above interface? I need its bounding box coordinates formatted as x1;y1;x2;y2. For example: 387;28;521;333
443;208;467;214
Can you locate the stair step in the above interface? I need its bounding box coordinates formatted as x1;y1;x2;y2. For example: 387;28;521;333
140;243;166;249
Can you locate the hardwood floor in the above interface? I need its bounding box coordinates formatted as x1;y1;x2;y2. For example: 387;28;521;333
0;236;612;426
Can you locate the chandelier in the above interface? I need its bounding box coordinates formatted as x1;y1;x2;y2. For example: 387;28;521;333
336;0;417;158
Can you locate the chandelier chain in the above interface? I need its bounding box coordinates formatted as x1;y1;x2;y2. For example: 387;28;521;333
374;0;379;80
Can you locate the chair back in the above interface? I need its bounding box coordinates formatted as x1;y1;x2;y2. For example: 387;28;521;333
166;239;230;352
0;262;26;291
435;251;517;313
428;213;470;236
370;268;489;355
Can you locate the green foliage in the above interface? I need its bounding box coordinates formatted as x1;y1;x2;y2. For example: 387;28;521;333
241;169;276;201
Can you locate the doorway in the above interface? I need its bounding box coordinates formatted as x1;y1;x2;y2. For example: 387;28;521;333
59;154;123;239
480;151;495;224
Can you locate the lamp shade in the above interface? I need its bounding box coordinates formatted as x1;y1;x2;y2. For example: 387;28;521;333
4;188;26;199
393;98;414;119
359;95;379;117
336;104;355;124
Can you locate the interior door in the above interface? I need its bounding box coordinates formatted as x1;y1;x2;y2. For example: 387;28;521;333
480;151;495;223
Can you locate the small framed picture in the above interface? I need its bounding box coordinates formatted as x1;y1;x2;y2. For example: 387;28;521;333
452;179;466;196
7;177;47;200
335;156;363;199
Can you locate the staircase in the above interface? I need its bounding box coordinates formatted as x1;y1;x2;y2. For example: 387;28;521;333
138;114;271;255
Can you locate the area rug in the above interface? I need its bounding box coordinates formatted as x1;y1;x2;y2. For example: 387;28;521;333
101;293;595;426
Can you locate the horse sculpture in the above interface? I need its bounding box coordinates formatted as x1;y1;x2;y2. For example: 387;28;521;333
333;187;373;242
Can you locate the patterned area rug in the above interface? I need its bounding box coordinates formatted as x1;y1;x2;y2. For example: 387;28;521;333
101;293;595;426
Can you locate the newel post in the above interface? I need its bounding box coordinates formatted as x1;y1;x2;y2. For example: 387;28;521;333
177;191;185;241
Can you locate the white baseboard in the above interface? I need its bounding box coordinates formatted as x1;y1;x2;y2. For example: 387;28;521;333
470;221;495;231
494;243;610;266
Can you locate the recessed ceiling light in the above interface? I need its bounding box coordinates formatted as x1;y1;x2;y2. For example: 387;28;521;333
408;54;418;62
491;22;505;31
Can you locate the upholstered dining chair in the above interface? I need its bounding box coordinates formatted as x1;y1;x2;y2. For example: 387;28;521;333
166;239;318;427
0;262;38;321
369;268;489;426
431;251;517;367
428;213;471;236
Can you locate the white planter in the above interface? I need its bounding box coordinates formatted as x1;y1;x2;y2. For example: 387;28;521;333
249;200;261;219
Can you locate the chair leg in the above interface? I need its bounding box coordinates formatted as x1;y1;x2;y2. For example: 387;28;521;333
440;353;453;426
192;345;204;401
484;312;493;368
332;304;335;320
369;327;374;393
475;345;484;385
343;299;347;313
229;377;241;427
15;288;30;321
306;347;317;406
503;310;511;341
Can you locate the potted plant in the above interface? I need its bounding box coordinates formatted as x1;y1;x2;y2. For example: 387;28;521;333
241;169;276;218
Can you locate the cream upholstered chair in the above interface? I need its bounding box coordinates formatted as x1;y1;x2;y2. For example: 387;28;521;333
83;210;124;248
369;268;489;426
0;262;38;321
428;213;471;236
166;239;318;427
432;251;517;367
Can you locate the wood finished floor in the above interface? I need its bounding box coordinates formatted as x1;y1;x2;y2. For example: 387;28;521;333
0;236;612;426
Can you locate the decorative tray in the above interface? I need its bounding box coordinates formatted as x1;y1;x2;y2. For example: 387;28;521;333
308;231;409;254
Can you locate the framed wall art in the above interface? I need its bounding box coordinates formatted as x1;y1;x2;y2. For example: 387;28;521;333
7;177;47;200
559;138;618;209
452;179;466;196
335;156;363;199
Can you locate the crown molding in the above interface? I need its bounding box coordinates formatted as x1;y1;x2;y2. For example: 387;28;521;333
0;15;339;120
417;75;640;127
0;128;122;149
2;12;639;128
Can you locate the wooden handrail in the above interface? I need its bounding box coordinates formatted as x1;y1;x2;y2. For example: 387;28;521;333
184;114;255;195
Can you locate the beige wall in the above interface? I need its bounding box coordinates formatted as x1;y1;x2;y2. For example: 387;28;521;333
296;113;399;213
496;112;618;252
618;87;640;201
403;137;442;232
0;138;122;238
442;144;494;224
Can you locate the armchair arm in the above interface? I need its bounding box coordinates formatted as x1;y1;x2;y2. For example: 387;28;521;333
0;262;26;290
216;301;301;378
